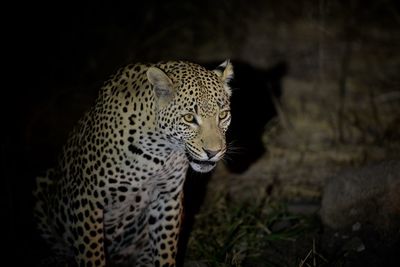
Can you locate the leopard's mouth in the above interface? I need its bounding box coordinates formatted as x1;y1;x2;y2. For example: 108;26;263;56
186;153;217;173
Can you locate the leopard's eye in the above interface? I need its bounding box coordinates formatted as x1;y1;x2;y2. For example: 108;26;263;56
219;110;230;121
183;113;196;124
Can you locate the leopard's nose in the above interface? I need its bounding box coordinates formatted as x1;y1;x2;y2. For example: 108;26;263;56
204;149;221;159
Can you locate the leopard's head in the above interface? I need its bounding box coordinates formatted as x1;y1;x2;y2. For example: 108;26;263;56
147;61;233;172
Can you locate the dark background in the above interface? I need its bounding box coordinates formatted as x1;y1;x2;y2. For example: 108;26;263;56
3;1;400;266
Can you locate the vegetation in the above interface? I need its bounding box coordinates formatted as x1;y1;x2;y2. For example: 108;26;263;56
185;193;324;267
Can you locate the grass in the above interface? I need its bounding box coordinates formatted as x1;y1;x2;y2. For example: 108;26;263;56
185;192;322;267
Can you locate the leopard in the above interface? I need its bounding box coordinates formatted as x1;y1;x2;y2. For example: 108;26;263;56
33;60;233;267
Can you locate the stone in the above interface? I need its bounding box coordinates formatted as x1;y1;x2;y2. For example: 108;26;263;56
320;160;400;234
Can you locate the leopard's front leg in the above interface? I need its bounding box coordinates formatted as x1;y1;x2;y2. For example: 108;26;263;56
69;202;107;267
148;191;183;267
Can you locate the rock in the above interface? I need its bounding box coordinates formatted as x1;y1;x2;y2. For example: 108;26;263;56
342;237;366;253
352;222;361;232
320;160;400;234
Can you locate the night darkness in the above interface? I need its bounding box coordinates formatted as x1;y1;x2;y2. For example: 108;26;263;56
4;1;400;266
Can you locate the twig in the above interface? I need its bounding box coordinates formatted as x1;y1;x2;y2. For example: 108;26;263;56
299;249;313;267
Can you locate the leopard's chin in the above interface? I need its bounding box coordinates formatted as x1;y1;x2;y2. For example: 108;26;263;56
186;153;217;173
189;160;216;173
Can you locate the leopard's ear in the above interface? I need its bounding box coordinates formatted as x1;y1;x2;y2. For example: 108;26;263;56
213;60;234;96
147;67;175;108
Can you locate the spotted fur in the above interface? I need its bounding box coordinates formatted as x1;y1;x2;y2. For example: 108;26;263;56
33;61;233;267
